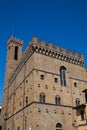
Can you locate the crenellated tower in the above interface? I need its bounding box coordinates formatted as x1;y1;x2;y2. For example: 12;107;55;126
5;36;23;87
2;36;23;129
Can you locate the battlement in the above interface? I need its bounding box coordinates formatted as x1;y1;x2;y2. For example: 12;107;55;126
7;36;23;46
28;36;84;67
28;36;84;60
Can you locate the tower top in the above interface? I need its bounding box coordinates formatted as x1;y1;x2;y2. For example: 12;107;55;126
7;36;23;46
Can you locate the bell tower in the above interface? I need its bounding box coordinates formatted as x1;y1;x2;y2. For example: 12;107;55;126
2;37;23;129
5;36;23;87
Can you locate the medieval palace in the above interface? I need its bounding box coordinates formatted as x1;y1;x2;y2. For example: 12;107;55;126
0;36;87;130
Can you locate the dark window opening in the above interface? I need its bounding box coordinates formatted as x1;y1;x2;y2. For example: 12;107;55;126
60;66;66;86
18;126;20;130
56;123;62;130
39;93;45;103
76;98;80;106
74;82;77;87
14;46;18;60
54;78;58;83
55;96;61;106
80;110;85;120
40;75;44;80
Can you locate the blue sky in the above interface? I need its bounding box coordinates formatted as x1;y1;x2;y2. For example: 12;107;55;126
0;0;87;104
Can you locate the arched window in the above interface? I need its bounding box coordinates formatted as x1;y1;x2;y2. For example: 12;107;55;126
39;93;45;103
76;98;80;106
18;126;20;130
0;126;2;130
60;66;67;86
56;123;62;130
14;46;18;60
55;96;61;106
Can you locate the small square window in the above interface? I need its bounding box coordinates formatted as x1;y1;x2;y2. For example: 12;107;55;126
74;82;77;87
54;78;58;83
40;75;44;80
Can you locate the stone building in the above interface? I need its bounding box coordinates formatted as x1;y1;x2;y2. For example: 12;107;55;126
74;89;87;130
1;36;87;130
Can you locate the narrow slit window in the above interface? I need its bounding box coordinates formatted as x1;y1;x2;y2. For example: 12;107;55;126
80;110;85;120
39;93;45;103
55;96;61;106
14;46;18;60
60;66;67;86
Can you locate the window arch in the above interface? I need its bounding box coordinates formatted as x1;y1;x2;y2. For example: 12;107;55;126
76;98;80;106
14;46;18;60
56;123;62;130
39;93;45;103
60;66;67;86
55;96;61;106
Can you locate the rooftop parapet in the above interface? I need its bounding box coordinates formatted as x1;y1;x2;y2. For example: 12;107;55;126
60;47;66;54
48;42;52;49
67;49;72;55
32;36;38;44
74;51;78;58
26;37;85;62
39;40;46;47
8;36;23;45
79;54;84;60
29;36;84;67
29;36;38;46
55;44;60;52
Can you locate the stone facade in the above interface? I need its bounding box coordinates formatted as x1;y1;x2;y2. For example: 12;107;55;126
1;36;87;130
73;89;87;130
